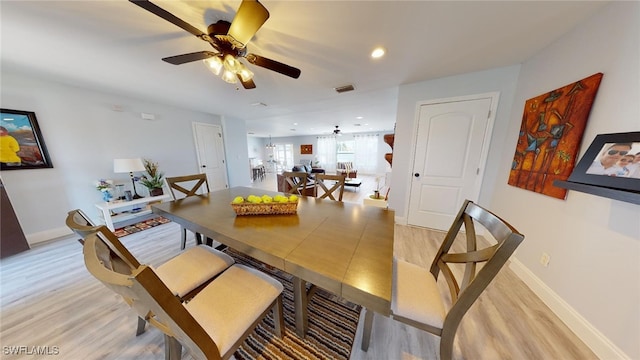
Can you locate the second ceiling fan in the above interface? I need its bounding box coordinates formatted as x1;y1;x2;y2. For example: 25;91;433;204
130;0;301;89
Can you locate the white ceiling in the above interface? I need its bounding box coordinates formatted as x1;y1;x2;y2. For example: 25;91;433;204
1;1;608;138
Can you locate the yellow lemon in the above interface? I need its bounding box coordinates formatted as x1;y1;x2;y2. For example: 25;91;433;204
232;196;244;204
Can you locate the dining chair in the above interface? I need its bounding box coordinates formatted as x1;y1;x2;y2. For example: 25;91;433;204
82;228;284;360
165;174;210;249
313;173;346;201
360;199;525;360
66;209;235;336
281;171;314;195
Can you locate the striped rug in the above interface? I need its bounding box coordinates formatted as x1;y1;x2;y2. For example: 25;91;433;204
225;249;362;360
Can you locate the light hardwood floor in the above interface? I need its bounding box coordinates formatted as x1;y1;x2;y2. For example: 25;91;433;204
0;211;596;359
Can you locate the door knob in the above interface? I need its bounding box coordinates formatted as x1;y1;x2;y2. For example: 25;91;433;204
414;173;420;177
201;165;206;168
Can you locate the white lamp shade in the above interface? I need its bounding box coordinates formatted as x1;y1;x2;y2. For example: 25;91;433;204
114;158;145;173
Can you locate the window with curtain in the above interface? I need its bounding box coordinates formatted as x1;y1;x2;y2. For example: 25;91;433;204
336;140;355;163
354;134;379;174
316;136;337;172
275;144;294;171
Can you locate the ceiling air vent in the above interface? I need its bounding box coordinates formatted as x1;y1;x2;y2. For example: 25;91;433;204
334;84;355;93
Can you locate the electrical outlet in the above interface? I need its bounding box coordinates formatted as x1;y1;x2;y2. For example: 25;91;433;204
540;252;551;267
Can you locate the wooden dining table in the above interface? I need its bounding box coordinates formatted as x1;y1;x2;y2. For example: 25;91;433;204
151;186;394;338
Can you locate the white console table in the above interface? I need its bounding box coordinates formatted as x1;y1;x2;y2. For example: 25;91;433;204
95;194;171;231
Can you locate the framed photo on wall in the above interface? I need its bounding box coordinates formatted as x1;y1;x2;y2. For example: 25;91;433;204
568;131;640;192
0;108;53;170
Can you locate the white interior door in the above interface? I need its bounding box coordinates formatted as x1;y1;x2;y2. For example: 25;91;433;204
407;96;494;230
192;123;228;191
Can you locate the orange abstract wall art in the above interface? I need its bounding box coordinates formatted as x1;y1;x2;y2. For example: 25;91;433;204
508;73;603;199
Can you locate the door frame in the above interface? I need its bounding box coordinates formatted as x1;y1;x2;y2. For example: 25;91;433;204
402;92;500;225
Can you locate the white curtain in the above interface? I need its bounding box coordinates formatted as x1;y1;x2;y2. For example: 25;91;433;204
316;136;337;172
354;134;379;174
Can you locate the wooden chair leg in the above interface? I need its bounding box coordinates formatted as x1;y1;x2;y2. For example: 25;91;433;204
273;295;284;338
440;326;456;360
135;316;146;336
360;308;374;351
180;227;187;250
164;334;182;360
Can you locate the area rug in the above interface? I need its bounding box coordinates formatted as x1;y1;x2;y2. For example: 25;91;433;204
113;216;171;237
225;249;362;360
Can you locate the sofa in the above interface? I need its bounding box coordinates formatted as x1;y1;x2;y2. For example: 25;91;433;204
336;162;357;178
291;164;325;180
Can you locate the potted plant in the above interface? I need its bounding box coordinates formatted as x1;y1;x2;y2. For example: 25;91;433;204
139;158;165;196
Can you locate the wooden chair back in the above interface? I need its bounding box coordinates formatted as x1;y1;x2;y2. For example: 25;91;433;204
431;200;524;307
67;210;141;270
281;171;310;195
314;174;346;201
82;231;221;359
67;210;149;335
428;199;524;359
65;208;100;242
361;200;524;359
166;173;210;199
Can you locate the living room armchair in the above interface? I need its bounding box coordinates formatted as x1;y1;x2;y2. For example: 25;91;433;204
336;162;358;178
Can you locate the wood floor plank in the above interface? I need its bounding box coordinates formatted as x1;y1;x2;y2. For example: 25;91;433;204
0;208;596;359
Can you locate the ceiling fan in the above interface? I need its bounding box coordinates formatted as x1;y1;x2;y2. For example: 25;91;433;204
129;0;301;89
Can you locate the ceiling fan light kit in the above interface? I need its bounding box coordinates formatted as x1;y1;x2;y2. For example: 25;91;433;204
129;0;301;89
204;56;223;75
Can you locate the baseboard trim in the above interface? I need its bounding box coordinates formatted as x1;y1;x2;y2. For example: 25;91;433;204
509;258;629;360
395;216;408;225
27;226;73;245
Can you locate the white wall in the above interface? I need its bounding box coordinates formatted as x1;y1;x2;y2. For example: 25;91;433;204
0;71;228;243
491;2;639;359
390;65;521;216
222;115;251;187
390;2;639;358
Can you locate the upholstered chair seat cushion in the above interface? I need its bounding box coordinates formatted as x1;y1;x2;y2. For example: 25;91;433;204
185;264;284;356
391;258;446;328
154;245;235;297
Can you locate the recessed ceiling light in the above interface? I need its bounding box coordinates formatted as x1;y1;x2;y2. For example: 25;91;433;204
356;116;363;119
371;47;386;58
293;122;298;125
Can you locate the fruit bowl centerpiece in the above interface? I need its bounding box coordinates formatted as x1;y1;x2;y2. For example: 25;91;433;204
231;194;299;215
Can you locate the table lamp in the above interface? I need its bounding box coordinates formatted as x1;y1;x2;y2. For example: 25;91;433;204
114;158;145;199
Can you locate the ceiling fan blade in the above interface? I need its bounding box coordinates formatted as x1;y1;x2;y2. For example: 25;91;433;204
245;53;301;79
237;75;257;89
130;0;208;39
162;51;216;65
228;0;270;48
